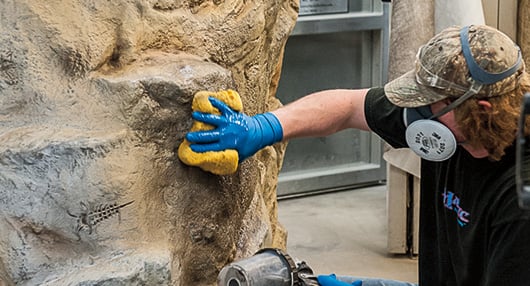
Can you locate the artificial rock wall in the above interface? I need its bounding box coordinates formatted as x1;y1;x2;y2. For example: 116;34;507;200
0;1;299;285
387;0;434;81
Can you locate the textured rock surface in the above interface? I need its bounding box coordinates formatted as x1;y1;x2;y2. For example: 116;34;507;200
387;0;434;81
0;1;298;285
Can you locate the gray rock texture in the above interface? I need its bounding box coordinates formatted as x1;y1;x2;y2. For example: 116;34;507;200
0;1;298;285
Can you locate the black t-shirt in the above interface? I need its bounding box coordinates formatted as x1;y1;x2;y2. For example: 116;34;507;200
365;87;530;285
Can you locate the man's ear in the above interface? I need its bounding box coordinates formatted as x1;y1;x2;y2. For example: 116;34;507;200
478;100;492;110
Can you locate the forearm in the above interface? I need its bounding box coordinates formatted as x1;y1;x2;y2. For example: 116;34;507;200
271;88;371;140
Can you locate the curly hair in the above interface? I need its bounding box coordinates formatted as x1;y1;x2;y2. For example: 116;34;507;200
454;72;530;161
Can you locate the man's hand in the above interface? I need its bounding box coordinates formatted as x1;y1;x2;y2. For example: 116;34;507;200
317;274;362;286
186;97;283;162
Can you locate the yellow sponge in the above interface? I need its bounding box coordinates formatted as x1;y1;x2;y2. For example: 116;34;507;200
178;89;242;175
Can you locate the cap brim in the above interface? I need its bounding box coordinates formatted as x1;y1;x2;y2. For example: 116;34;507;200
384;70;448;108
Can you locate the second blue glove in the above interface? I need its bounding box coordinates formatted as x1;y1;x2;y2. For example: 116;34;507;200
186;97;283;162
317;274;362;286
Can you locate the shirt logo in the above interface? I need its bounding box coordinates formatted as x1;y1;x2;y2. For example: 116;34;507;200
442;190;470;227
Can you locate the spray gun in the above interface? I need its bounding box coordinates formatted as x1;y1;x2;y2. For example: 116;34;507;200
516;92;530;209
217;248;320;286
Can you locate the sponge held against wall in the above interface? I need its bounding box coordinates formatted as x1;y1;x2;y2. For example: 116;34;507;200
178;89;242;175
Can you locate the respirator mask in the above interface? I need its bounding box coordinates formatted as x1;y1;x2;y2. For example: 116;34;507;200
405;26;523;162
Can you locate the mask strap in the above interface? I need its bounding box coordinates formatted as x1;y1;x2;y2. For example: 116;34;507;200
460;26;522;85
429;81;483;119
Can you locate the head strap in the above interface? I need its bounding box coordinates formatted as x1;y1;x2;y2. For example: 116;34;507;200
460;26;522;85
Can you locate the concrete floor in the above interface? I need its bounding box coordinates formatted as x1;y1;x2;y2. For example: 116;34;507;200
278;184;419;283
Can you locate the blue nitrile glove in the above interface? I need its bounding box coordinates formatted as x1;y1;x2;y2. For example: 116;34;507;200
317;274;362;286
186;97;283;162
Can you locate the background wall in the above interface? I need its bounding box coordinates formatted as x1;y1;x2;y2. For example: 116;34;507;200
518;0;530;67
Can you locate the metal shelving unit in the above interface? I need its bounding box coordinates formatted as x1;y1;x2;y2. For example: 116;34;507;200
276;0;391;197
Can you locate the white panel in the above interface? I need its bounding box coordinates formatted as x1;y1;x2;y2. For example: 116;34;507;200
435;0;485;33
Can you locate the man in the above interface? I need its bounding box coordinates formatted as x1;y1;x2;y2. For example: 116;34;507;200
183;25;530;285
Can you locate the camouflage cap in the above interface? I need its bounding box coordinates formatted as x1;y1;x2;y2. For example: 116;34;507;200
384;25;525;108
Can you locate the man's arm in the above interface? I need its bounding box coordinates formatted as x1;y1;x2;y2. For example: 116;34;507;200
184;88;371;162
272;88;371;140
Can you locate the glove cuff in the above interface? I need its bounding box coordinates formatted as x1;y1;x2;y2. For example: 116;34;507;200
254;112;284;147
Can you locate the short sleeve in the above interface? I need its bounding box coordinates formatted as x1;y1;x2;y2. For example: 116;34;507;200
364;87;408;149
